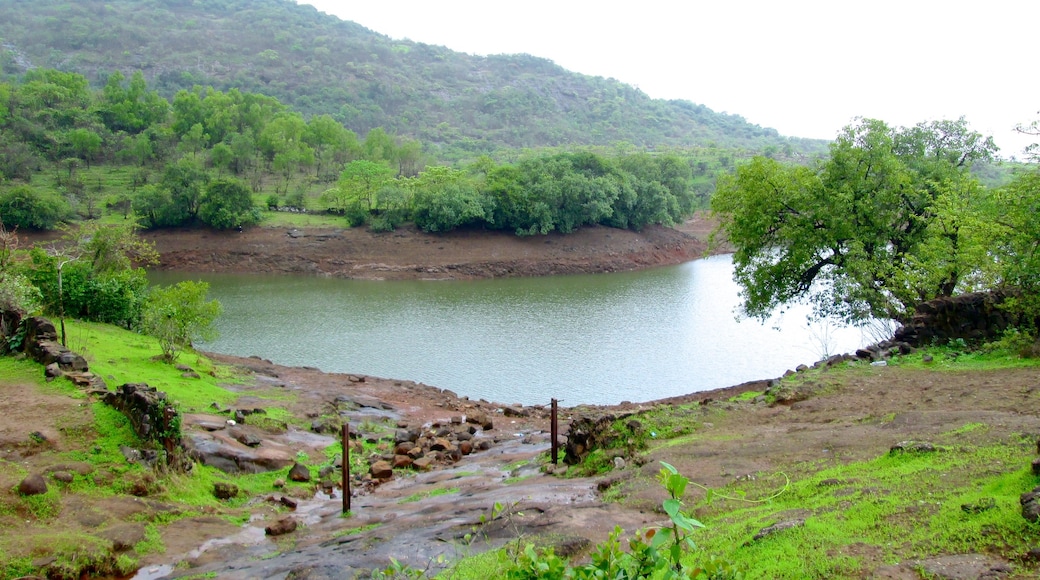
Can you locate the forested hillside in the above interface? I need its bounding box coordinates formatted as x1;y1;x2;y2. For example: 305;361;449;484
0;0;827;159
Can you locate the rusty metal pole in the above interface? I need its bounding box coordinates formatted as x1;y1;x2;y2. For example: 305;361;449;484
551;398;558;465
342;423;351;513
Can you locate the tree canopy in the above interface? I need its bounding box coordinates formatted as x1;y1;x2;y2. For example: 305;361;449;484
711;117;1001;324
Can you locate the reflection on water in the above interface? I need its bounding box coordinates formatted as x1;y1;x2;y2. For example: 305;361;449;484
151;255;869;406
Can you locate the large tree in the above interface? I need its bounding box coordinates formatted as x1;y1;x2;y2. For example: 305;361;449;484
711;118;996;323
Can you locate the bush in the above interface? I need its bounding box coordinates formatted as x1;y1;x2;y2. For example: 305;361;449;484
0;186;71;230
198;178;260;230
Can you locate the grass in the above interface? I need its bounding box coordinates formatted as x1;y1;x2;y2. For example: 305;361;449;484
331;522;382;539
62;319;250;411
398;487;460;504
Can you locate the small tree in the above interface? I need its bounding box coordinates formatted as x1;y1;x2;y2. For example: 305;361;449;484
141;280;221;362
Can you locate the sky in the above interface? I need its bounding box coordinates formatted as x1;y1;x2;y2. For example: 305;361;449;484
299;1;1038;158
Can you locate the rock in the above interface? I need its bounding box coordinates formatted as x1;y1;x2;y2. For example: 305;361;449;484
406;446;424;459
288;462;311;482
922;354;934;363
961;498;996;514
45;362;62;378
279;496;298;509
233;430;263;448
503;406;529;418
455;431;473;442
613;457;626;470
181;371;202;379
265;517;298;536
394;441;415;455
476;440;493;451
752;519;805;541
890;441;937;454
183;431;295;474
213;482;239;500
369;460;393;479
392;455;413;469
412;457;433;471
459;441;473;455
394;429;420;444
450;415;463;424
429;438;455;453
18;474;48;496
1021;486;1040;523
273;478;286;489
51;471;74;484
1032;457;1040;475
100;523;146;551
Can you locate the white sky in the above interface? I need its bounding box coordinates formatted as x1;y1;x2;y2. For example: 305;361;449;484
300;0;1038;158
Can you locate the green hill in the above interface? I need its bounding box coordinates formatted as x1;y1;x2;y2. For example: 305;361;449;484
0;0;827;159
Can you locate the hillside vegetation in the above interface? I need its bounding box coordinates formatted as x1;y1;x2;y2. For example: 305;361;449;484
0;0;828;159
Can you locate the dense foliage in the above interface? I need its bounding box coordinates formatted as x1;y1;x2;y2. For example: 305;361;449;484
712;117;1040;325
0;68;715;235
0;0;826;159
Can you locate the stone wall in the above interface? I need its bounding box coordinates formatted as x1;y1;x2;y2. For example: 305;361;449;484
1;310;184;467
895;290;1035;347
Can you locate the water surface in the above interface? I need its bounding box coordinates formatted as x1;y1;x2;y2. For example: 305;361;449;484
151;255;869;405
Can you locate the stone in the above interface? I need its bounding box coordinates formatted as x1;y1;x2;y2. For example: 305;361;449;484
100;523;146;551
752;519;805;541
369;460;394;479
51;471;74;484
1021;486;1040;523
961;498;996;514
265;517;298;536
273;478;286;489
1032;457;1040;475
184;431;294;474
288;462;311;482
233;430;263;448
45;362;62;378
503;406;529;418
213;482;239;500
429;438;455;453
413;457;433;471
613;456;626;470
392;455;413;469
279;496;298;510
394;441;415;455
18;474;48;496
406;446;424;459
890;441;937;454
459;441;473;455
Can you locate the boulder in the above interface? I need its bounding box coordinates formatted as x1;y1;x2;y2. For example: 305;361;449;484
429;438;455;453
412;457;434;471
392;455;413;469
288;462;311;482
265;517;298;536
232;430;262;448
213;482;239;500
18;474;48;496
184;431;294;474
369;460;393;479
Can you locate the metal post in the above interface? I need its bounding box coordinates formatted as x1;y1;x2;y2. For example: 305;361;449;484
342;423;351;513
550;398;558;465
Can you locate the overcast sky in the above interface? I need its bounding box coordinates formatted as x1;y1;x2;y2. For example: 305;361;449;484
300;1;1037;158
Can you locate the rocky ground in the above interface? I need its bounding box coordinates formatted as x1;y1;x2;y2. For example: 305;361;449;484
4;219;1040;579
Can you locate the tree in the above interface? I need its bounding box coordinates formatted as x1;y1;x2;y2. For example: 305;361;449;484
141;280;222;363
711;118;997;323
198;178;260;230
0;186;71;230
321;159;394;214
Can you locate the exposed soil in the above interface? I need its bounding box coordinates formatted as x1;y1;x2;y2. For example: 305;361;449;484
3;220;1040;578
135;218;711;280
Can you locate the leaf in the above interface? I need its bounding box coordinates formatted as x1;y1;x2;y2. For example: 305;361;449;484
663;498;681;518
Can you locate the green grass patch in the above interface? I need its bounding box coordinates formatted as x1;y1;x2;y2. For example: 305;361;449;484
729;390;763;402
683;440;1040;578
62;319;247;411
398;487;460;504
331;522;382;538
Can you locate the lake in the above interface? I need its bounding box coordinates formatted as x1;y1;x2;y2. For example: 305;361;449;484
150;255;872;406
